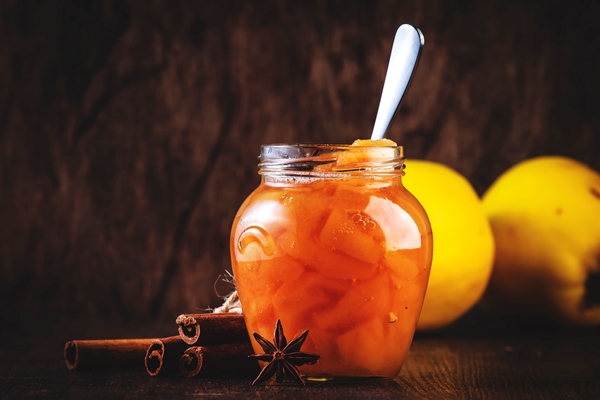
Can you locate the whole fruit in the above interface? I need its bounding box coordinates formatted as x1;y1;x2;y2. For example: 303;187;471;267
482;156;600;326
403;160;495;330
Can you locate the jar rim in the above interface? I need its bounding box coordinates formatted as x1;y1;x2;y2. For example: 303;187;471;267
258;143;405;175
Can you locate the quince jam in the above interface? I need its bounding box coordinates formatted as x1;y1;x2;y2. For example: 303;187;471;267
230;143;432;379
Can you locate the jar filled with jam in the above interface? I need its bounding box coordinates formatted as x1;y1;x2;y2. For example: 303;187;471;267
230;141;433;379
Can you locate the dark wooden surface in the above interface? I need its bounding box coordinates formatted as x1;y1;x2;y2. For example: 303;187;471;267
2;0;600;326
1;323;599;399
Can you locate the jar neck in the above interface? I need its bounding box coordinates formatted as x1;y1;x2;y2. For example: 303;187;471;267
258;144;405;179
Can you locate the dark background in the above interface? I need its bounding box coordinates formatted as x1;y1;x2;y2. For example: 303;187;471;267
1;0;599;336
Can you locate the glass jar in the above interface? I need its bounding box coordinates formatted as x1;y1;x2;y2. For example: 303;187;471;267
230;143;432;380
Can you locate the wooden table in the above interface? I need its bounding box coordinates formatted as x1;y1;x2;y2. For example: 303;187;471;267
1;320;598;399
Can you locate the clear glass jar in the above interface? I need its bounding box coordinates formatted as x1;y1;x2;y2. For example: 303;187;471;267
230;143;433;379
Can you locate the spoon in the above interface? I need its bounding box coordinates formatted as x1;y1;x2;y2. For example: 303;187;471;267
371;24;424;140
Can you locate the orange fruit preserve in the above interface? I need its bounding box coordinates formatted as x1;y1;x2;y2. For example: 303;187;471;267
230;143;432;379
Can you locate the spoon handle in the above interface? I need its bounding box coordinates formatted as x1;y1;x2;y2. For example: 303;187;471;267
371;24;424;140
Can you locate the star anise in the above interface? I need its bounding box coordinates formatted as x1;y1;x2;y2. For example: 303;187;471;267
249;319;320;386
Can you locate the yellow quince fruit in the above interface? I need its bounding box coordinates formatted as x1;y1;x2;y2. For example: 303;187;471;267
403;160;495;330
482;156;600;326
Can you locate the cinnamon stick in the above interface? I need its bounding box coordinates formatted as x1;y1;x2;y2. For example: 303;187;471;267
179;342;257;378
175;313;248;345
144;336;189;377
64;339;156;371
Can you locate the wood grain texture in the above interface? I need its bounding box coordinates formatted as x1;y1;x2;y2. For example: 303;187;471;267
398;329;600;399
2;328;599;398
1;0;599;325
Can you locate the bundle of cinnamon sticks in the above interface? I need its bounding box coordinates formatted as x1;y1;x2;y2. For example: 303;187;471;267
64;313;258;378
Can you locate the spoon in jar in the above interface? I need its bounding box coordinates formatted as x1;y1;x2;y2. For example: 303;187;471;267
371;24;424;140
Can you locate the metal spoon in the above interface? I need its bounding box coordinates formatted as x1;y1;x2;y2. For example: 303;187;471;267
371;24;424;140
